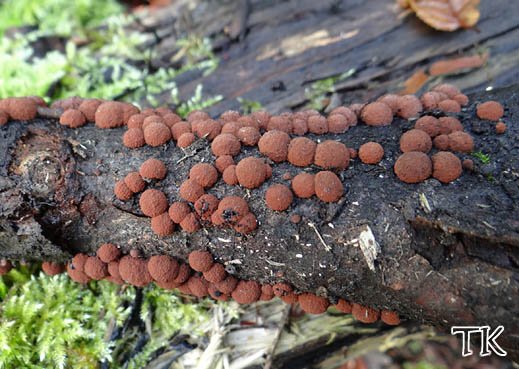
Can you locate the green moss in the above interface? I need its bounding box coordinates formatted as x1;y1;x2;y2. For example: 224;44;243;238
403;361;447;369
304;68;356;110
472;150;491;164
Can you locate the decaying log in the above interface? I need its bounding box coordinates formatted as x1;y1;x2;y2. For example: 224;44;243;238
0;85;518;359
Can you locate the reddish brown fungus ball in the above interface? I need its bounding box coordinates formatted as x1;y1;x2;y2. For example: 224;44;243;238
258;130;291;162
179;179;205;203
221;121;242;136
220;110;241;122
211;133;242;157
95;101;124;128
314;171;343;203
288;137;317;167
124;172;145;193
151;212;175;236
196;119;221;140
477;101;504;121
251;110;271;130
114;180;133;201
268;115;292;133
334;299;352;313
168;201;191;223
139;158;167;180
495;122;506;134
232;280;262;304
433;134;450;150
144;123;171;147
194;194;219;220
148;255;179;283
330;106;357;126
432;151;462;183
260;284;274;301
298;293;330;314
7;97;37;120
352;304;380;323
438;99;461;113
414;116;440;137
237;126;261;146
60;109;86;128
97;243;121;263
307;115;328;134
358;142;384;164
171;121;191;140
399;129;432;153
394;152;432;184
235;157;267;189
314;140;349;170
0;110;8;126
448;131;474;153
119;256;152;287
326;114;349;134
215;155;235;173
438;116;463;135
381;310;401;325
203;263;226;283
453;94;469;106
139;189;168;217
84;256;108;280
42;261;65;276
222;165;238;185
216;196;249;224
71;253;88;272
78;99;103;122
292;173;315;198
396;95;423;119
265;184;293;211
291;117;308;136
272;283;292;297
378;94;400;113
187;275;209;297
215;276;238;294
66;264;90;284
180;212;201;233
420;91;442;110
189;250;214;272
142;115;164;128
123;128;145;149
190;163;218;189
187;110;210;122
433;83;460;98
177;132;196;148
361;102;393;126
233;212;258;234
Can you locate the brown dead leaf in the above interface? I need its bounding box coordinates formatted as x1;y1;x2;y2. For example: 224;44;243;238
401;68;430;94
429;52;489;75
406;0;481;31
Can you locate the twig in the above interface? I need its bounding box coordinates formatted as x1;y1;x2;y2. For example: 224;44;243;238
263;304;291;369
308;222;331;251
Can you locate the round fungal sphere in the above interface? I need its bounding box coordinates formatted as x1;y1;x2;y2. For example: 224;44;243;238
211;133;242;157
462;159;474;171
174;264;191;285
272;283;292;297
348;103;365;118
42;261;65;276
190;163;218;188
124;172;145;193
298;293;330;314
237;126;261;146
168;201;191;223
163;113;181;127
232;280;261;304
314;140;350;170
438;99;461;113
97;243;121;263
84;256;108;280
377;94;400;113
114;180;133;200
381;310;401;325
179;179;205;203
144;123;171;146
71;253;89;272
177;132;196;148
139;158;167;180
477;101;504;121
438;116;463;135
187;275;209;297
358;142;384;164
420;91;442;110
119;256;152;287
281;292;299;304
78;99;103;122
287;137;317;167
330;106;357;126
148;255;179;283
495;122;506;134
432;151;462;183
267;115;292;133
453;94;469;106
352;304;380;323
265;184;293;211
196;119;221;140
215;155;235;173
291;173;315;198
171;121;191;140
151;212;175;236
260;285;274;301
251;110;271;130
121;103;140;124
60;109;86;128
433;83;460;98
95;101;124;128
0;110;8;126
307;115;328;134
396;95;423;119
220;110;241;122
194;194;219;220
7;97;37;120
234;212;258;234
258;130;291;162
222;121;243;136
216;196;250;224
215;276;238;294
108;261;121;279
235;157;267;189
127;114;145;129
414;116;440;137
66;263;90;284
123;128;145;148
222;165;238;185
203;263;226;283
189;250;214;272
327;114;349;134
361;102;393;126
142;115;164;129
399;129;432;153
187;110;210;122
433;134;450;150
334;299;353;313
314;171;343;202
448;131;474;153
291;117;308;136
180;212;201;232
394;152;432;184
208;285;229;301
139;189;168;217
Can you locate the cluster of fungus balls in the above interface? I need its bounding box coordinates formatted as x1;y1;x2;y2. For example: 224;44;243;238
17;247;399;325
